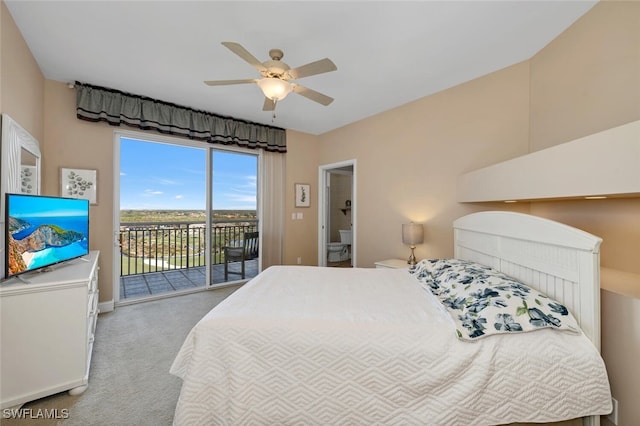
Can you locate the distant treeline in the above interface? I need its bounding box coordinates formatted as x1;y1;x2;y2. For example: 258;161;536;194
120;210;257;223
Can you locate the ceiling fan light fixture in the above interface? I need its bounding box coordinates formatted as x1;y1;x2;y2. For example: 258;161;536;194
257;77;293;101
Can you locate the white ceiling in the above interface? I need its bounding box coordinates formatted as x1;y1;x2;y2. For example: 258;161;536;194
6;1;597;135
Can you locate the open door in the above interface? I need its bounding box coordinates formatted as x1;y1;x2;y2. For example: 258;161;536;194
318;160;356;267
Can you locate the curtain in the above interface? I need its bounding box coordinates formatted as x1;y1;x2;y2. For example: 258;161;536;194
75;82;286;153
260;150;285;268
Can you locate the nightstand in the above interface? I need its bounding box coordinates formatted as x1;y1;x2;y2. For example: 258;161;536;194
374;258;410;269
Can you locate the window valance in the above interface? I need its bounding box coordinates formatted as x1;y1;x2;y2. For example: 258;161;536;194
75;81;286;153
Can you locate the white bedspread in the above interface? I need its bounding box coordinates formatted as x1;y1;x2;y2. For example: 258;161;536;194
170;266;611;425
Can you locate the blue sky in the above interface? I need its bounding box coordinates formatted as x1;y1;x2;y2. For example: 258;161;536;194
9;194;88;217
120;138;257;210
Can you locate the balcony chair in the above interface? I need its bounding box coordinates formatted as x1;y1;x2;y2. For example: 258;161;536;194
223;231;259;280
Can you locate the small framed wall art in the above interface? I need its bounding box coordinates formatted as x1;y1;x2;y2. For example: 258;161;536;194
295;183;310;208
61;168;97;204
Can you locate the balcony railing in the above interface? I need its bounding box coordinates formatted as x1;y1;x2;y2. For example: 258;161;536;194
119;220;258;276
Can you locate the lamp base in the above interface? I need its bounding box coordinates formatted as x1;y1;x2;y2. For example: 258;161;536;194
407;246;417;265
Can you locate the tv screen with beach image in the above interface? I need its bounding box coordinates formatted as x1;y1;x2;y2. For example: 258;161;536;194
5;193;89;278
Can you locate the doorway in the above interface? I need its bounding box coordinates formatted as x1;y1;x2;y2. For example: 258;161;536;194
318;160;356;267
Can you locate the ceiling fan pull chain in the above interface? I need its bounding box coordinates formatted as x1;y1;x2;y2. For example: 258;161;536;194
272;100;278;122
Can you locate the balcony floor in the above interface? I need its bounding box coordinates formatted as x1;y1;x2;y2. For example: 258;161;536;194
120;259;259;301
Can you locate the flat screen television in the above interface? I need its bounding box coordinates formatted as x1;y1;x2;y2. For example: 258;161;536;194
5;193;90;279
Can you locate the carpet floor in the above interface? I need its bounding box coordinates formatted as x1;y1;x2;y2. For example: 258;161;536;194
2;285;241;426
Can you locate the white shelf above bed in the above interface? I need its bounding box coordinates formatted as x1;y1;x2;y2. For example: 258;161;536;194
457;119;640;202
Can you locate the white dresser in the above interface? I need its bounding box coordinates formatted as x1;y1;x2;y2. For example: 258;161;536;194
0;251;100;409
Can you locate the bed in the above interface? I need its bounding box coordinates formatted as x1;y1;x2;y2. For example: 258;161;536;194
170;211;612;425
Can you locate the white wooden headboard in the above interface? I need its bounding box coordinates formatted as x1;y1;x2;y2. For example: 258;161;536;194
453;211;603;351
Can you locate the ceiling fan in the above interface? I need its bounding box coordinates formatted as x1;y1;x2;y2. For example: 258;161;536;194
204;42;337;112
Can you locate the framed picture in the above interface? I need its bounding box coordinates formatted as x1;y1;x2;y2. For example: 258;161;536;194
61;168;97;204
295;183;310;208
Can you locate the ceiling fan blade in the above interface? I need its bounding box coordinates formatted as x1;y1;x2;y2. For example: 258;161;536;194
287;58;337;80
262;97;276;111
204;79;257;86
292;84;334;106
221;42;267;72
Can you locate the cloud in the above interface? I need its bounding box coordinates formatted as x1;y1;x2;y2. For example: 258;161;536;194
175;195;183;199
153;178;179;186
226;193;257;203
144;189;163;196
173;166;205;176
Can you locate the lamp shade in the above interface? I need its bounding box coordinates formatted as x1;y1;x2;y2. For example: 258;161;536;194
257;77;293;101
402;222;424;245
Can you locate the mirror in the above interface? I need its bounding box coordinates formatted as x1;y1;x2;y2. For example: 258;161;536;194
1;114;41;280
20;148;39;194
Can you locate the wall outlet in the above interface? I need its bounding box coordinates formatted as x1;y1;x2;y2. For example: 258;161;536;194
297;257;302;264
607;397;618;425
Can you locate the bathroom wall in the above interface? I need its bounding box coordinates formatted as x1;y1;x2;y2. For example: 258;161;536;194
329;172;352;242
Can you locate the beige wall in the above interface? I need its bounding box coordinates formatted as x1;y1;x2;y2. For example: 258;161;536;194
43;81;116;301
0;1;44;141
314;61;531;267
528;0;640;273
284;130;320;265
529;0;640;151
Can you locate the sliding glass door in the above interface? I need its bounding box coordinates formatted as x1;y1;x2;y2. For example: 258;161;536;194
210;151;259;282
115;133;259;304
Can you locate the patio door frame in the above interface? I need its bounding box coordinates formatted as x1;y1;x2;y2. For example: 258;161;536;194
112;130;261;306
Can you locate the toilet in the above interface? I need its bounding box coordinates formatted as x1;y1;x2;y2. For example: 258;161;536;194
327;229;352;263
